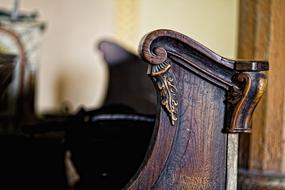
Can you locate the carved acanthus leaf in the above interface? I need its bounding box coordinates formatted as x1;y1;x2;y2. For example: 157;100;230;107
148;60;178;126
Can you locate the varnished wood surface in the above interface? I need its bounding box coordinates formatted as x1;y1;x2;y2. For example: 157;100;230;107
127;66;228;190
124;29;267;189
151;65;227;190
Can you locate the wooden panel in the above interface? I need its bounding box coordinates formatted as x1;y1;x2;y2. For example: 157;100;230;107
152;65;227;189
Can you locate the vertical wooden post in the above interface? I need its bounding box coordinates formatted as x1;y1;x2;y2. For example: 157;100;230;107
238;0;285;189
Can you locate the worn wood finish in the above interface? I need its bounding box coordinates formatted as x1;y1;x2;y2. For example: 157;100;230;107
123;29;268;189
238;0;285;189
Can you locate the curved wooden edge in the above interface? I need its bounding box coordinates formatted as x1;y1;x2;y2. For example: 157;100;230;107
139;29;268;71
139;29;269;133
125;111;178;190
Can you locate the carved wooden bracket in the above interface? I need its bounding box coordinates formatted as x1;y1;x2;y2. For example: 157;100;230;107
226;72;267;132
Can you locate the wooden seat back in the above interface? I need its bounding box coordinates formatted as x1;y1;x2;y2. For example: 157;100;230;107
124;29;268;190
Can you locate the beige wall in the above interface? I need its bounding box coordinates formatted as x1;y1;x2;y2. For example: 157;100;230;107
1;0;114;112
0;0;239;113
138;0;239;58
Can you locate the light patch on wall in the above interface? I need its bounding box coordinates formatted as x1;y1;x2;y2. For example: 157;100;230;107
0;44;9;53
115;0;139;52
137;0;239;59
0;0;114;113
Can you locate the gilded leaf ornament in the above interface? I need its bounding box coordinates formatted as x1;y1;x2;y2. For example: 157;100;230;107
148;60;178;126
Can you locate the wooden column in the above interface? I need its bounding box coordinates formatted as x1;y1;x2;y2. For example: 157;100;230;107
238;0;285;189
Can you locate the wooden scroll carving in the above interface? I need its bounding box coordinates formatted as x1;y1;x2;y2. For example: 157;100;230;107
124;29;268;190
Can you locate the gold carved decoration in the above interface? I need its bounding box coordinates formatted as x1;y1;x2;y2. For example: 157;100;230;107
148;60;178;126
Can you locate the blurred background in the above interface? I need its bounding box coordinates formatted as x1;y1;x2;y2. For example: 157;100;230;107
0;0;238;113
2;0;284;190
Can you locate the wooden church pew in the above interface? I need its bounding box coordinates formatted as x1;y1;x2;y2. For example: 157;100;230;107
67;30;268;190
123;29;268;190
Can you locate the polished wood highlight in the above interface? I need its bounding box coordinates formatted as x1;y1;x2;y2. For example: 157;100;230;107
124;29;268;189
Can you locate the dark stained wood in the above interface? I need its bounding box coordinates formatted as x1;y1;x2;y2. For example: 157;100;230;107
151;65;227;189
124;29;268;189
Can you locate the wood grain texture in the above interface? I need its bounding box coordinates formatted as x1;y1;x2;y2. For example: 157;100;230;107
124;29;268;189
238;0;285;189
263;0;285;173
238;0;285;173
151;64;227;190
237;0;272;171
